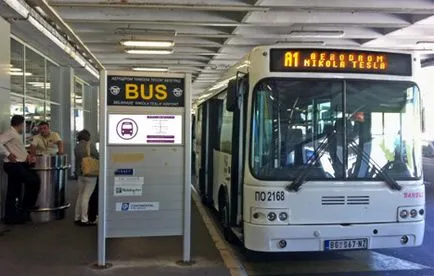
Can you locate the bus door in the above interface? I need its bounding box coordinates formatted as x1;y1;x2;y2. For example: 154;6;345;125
228;76;248;229
199;99;223;206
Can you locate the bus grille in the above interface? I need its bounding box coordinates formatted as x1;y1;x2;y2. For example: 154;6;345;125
321;196;370;206
347;196;370;205
321;196;345;205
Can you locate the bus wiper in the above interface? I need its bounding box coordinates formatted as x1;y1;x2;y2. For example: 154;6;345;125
347;140;402;191
286;133;335;192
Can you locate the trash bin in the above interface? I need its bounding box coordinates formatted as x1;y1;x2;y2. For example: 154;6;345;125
31;155;71;223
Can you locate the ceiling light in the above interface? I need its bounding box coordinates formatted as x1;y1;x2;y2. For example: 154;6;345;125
416;41;434;49
132;67;168;72
121;41;174;48
9;72;32;76
9;68;22;72
28;82;50;88
125;49;173;55
288;30;345;38
276;40;326;46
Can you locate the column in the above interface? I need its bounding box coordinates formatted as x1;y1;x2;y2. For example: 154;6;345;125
0;17;10;221
50;67;74;176
90;85;99;143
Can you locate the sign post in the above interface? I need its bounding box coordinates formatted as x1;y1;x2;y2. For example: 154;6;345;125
98;71;191;266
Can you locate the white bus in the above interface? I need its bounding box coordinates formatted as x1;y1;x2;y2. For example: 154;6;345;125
194;45;425;252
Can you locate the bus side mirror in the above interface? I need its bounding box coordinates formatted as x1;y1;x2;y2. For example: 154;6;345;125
422;108;426;133
226;79;237;112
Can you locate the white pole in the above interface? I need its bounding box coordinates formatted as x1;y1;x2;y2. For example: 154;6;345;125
97;70;107;266
183;73;192;263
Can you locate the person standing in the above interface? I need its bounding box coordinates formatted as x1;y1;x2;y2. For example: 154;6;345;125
74;129;98;226
29;122;64;156
0;115;40;224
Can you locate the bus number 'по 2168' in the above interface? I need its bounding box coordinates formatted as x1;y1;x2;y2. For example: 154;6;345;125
255;191;285;202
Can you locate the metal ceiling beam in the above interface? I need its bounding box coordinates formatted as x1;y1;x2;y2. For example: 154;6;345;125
63;19;411;29
48;2;270;12
31;0;104;70
47;1;434;14
66;19;242;27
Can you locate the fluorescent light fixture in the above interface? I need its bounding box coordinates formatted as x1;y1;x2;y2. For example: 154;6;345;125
4;0;30;18
132;67;168;72
28;82;50;88
276;40;326;46
9;71;32;76
416;41;434;49
121;41;174;48
125;49;173;55
416;41;434;45
288;30;345;38
9;68;22;72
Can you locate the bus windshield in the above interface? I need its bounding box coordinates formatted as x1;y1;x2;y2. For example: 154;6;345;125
251;78;422;181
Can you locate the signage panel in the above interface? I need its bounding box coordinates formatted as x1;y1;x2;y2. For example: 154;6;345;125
99;71;191;265
107;75;185;106
108;114;183;145
270;48;412;76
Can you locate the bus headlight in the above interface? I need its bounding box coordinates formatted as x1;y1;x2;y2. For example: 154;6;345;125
251;208;290;225
279;212;288;221
268;212;277;221
398;206;425;222
400;209;409;219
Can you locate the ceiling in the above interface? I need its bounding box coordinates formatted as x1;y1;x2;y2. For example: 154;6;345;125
24;0;434;99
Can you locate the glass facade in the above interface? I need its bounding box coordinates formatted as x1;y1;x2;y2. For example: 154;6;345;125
72;77;90;144
10;38;61;146
9;37;92;148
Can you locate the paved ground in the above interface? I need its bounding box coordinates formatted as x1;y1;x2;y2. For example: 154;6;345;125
1;159;434;276
0;181;230;276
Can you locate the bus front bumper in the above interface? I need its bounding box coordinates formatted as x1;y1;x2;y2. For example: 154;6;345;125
243;220;425;252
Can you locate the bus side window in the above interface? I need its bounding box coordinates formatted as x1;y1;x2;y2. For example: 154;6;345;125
219;97;234;154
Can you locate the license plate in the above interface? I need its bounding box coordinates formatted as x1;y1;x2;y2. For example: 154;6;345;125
324;238;368;251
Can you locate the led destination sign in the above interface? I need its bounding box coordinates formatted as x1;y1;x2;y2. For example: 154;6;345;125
270;49;412;76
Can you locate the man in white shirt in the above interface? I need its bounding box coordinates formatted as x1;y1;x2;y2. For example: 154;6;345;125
0;115;40;224
29;122;64;156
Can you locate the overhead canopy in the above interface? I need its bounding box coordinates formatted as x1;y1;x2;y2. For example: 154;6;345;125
13;0;434;97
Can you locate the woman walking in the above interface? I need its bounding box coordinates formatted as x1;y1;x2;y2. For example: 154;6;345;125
74;129;98;226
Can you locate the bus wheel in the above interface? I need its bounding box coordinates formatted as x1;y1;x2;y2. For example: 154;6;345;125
219;196;237;244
